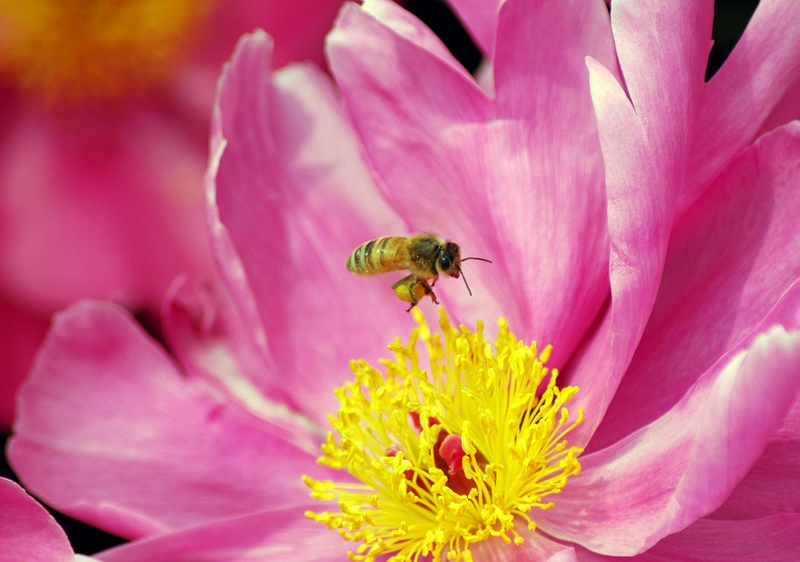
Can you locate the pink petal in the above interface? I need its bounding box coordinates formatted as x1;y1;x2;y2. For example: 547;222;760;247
162;276;296;411
641;514;800;561
0;478;76;562
686;0;800;203
491;0;615;357
361;0;474;81
95;507;348;562
445;0;501;56
591;122;800;449
326;0;486;236
568;0;713;441
494;0;616;124
327;0;613;365
611;0;711;119
8;301;328;539
208;31;412;425
539;323;800;555
712;397;800;519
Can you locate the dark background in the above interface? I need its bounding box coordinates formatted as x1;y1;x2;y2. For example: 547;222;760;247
1;0;760;555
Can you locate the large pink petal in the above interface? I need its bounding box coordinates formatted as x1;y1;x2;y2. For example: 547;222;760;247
95;506;348;562
327;0;613;365
711;396;800;520
566;0;713;442
639;514;800;561
208;31;411;425
573;514;800;561
491;0;614;356
538;321;800;555
7;301;328;539
592;122;800;449
0;478;76;562
685;0;800;204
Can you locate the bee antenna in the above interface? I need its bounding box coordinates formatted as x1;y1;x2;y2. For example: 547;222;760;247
458;266;473;296
457;256;490;297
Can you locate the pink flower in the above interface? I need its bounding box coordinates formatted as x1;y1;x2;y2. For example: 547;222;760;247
8;0;800;559
0;0;345;429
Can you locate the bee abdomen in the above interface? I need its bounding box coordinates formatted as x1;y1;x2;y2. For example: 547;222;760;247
346;236;405;275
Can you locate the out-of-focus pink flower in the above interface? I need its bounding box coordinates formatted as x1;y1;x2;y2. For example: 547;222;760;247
7;0;800;559
0;0;344;429
0;477;98;562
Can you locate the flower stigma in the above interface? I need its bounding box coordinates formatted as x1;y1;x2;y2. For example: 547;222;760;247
0;0;212;104
305;309;584;561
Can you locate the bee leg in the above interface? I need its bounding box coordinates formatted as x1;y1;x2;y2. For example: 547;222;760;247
413;278;438;308
392;275;419;310
392;275;436;312
406;282;437;312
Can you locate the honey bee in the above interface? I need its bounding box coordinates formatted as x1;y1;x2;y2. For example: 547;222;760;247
346;234;491;311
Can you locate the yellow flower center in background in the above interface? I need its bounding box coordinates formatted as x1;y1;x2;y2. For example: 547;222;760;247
305;310;584;561
0;0;211;104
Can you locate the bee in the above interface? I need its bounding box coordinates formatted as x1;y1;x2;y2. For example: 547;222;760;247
346;234;491;311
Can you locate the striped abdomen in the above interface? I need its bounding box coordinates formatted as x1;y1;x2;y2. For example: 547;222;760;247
346;236;410;275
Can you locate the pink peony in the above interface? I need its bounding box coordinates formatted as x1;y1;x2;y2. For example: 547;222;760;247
0;0;345;429
7;0;800;559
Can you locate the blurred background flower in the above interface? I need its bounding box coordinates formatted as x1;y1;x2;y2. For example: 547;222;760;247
0;0;345;430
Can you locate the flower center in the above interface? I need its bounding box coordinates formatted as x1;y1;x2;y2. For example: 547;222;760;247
305;309;584;561
0;0;211;104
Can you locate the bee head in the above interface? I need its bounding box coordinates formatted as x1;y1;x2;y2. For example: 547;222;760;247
437;242;462;278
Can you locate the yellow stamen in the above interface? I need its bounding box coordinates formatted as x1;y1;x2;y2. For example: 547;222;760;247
305;309;584;561
0;0;212;104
